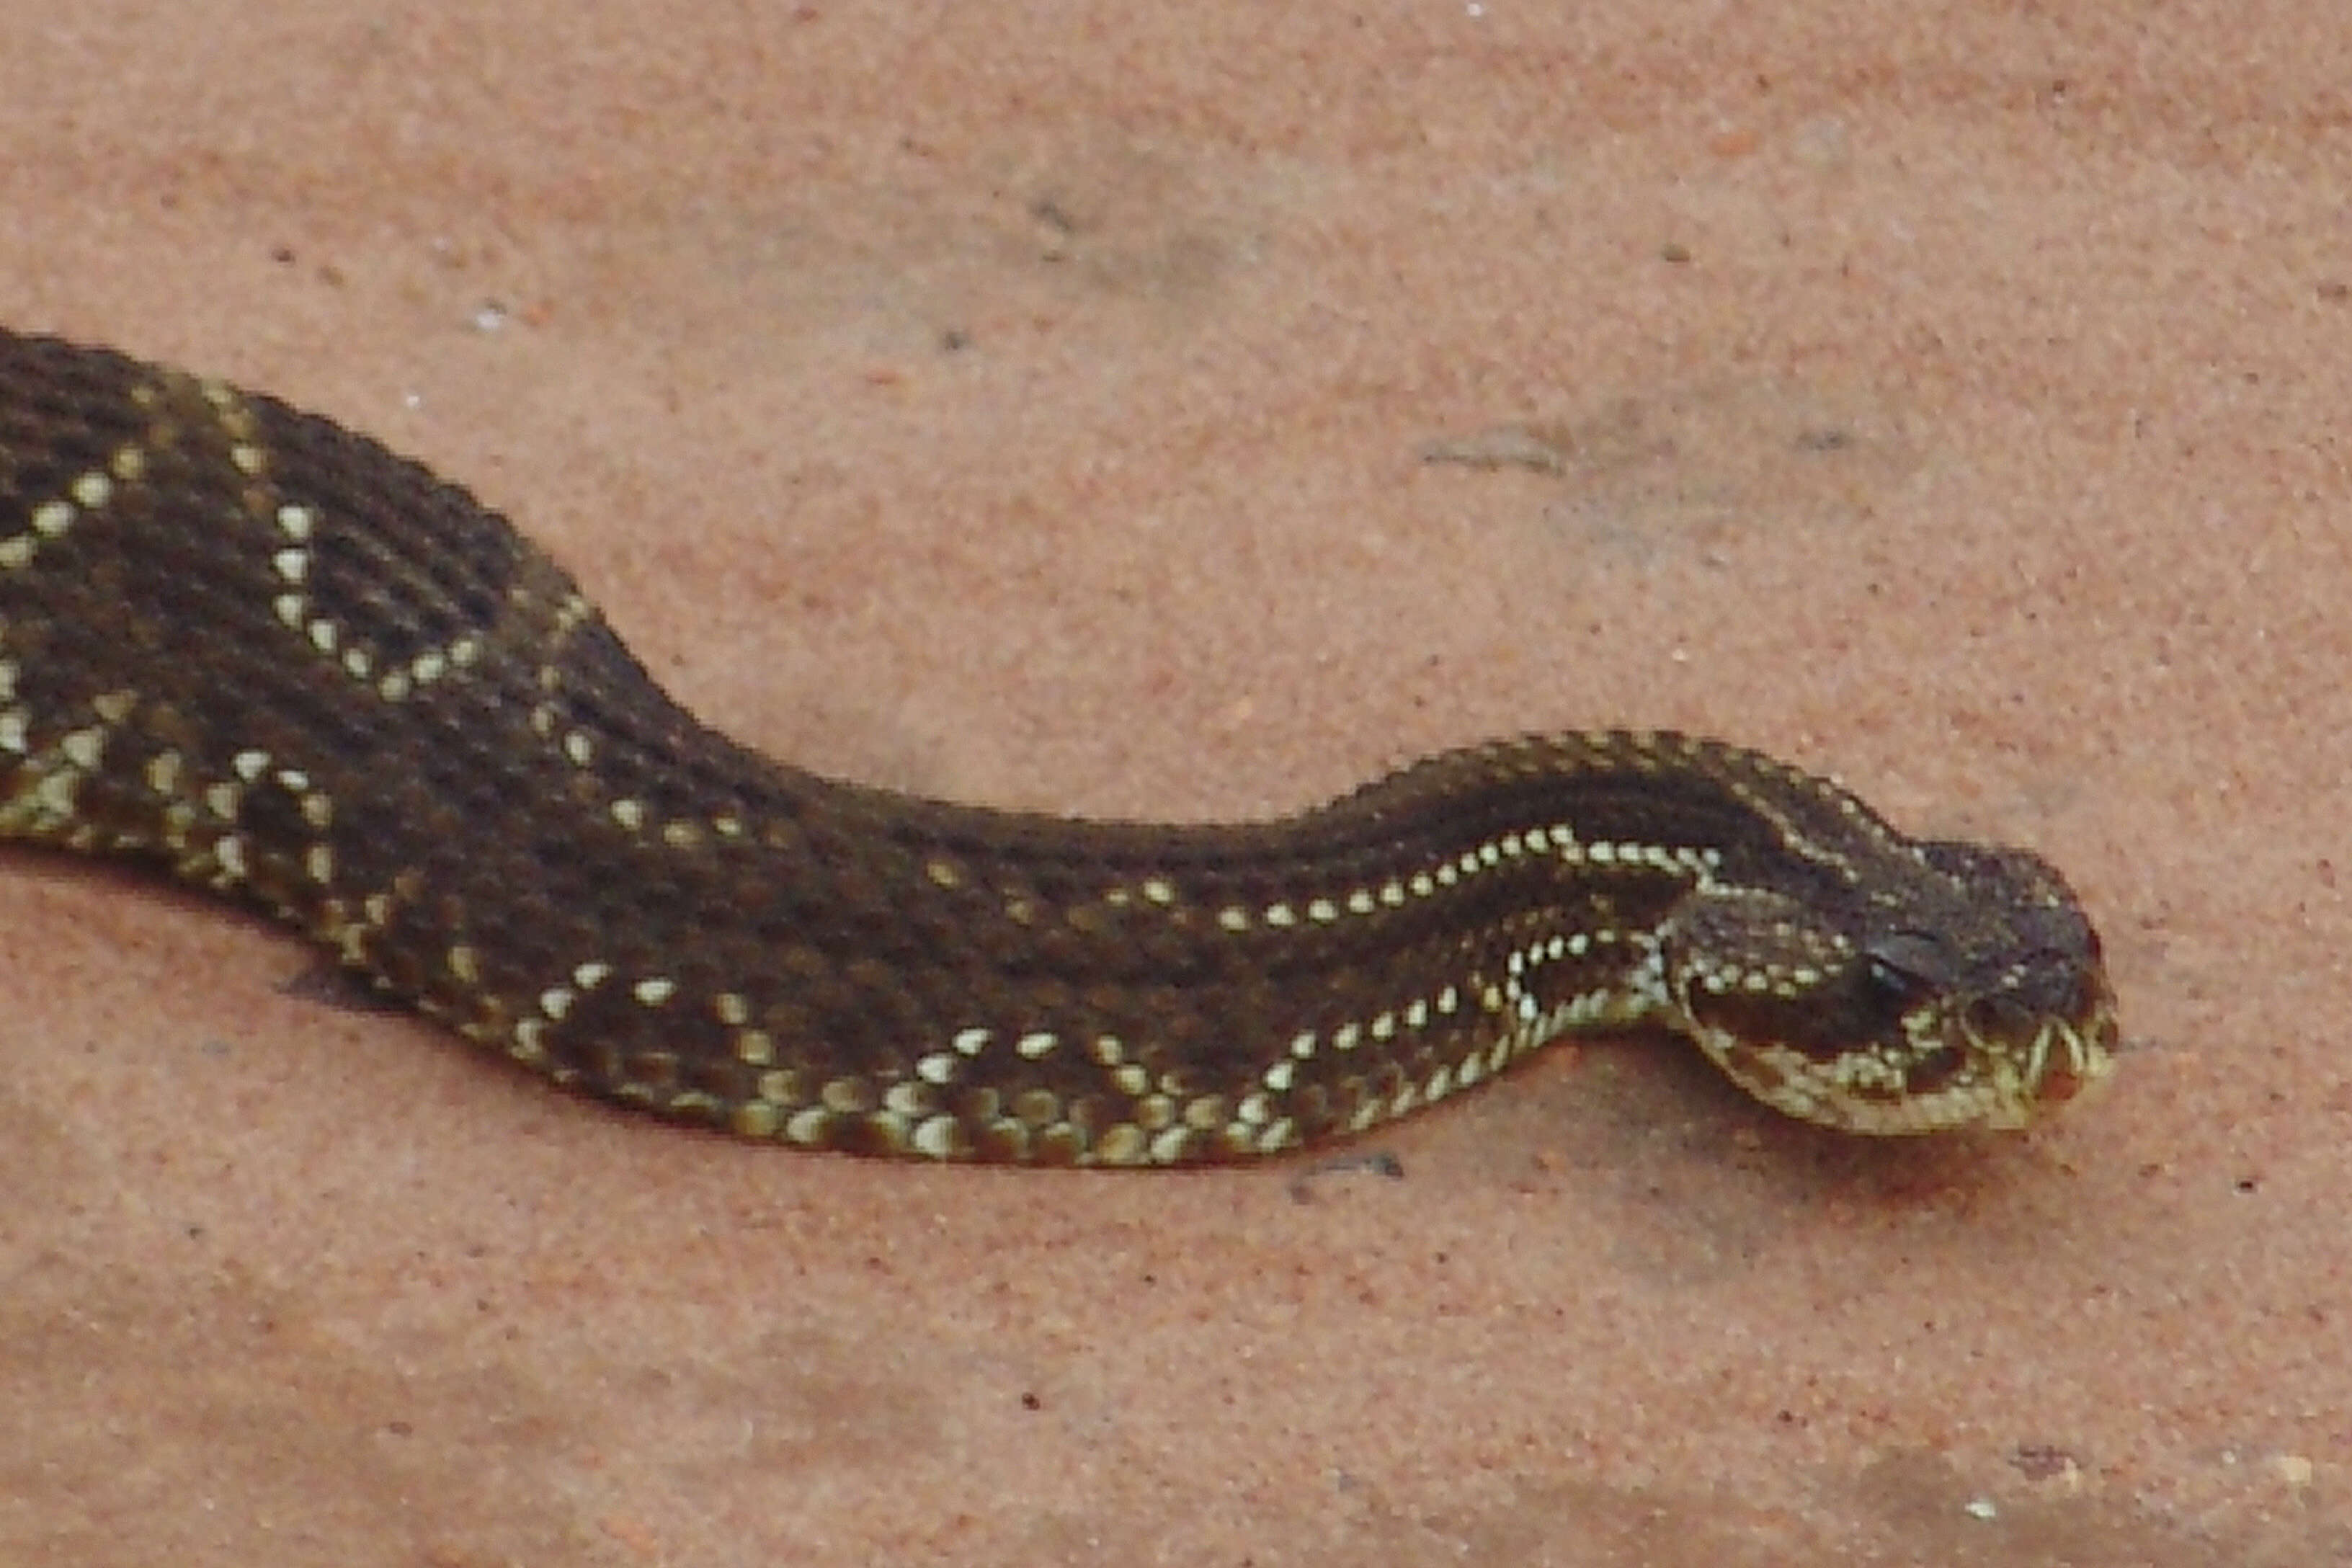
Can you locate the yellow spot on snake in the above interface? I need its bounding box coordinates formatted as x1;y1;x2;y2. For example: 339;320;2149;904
731;1100;781;1139
34;770;76;815
820;1078;872;1114
59;729;103;770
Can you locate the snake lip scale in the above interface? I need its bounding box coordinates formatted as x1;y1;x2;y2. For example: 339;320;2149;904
0;327;2118;1166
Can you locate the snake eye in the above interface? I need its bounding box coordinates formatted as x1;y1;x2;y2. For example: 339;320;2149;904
1863;953;1941;1018
1862;930;1959;999
1856;930;1959;1035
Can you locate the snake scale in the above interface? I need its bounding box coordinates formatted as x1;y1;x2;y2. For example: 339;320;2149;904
0;326;2117;1164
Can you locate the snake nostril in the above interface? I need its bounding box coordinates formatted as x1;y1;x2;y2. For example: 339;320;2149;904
1964;994;2028;1041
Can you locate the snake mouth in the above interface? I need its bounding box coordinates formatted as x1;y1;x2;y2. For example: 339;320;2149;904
1687;974;2120;1137
1912;948;2123;1129
1997;988;2121;1119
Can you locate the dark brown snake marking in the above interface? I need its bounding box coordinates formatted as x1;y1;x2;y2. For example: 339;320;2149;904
0;328;2117;1164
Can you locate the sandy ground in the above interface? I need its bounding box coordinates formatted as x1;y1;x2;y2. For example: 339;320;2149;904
4;2;2351;1564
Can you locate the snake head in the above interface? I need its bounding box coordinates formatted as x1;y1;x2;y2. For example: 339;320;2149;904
1660;841;2119;1135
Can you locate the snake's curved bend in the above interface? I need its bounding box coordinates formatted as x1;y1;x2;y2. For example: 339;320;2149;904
0;328;2117;1164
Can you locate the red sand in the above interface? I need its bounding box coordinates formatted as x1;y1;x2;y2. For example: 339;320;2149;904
5;4;2350;1563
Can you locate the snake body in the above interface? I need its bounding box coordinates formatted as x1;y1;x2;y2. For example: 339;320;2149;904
0;328;2116;1164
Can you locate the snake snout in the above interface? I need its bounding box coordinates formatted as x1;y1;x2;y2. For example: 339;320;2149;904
1959;959;2119;1120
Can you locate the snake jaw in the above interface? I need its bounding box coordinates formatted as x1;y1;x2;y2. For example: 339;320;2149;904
1684;997;2116;1136
1978;980;2121;1124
